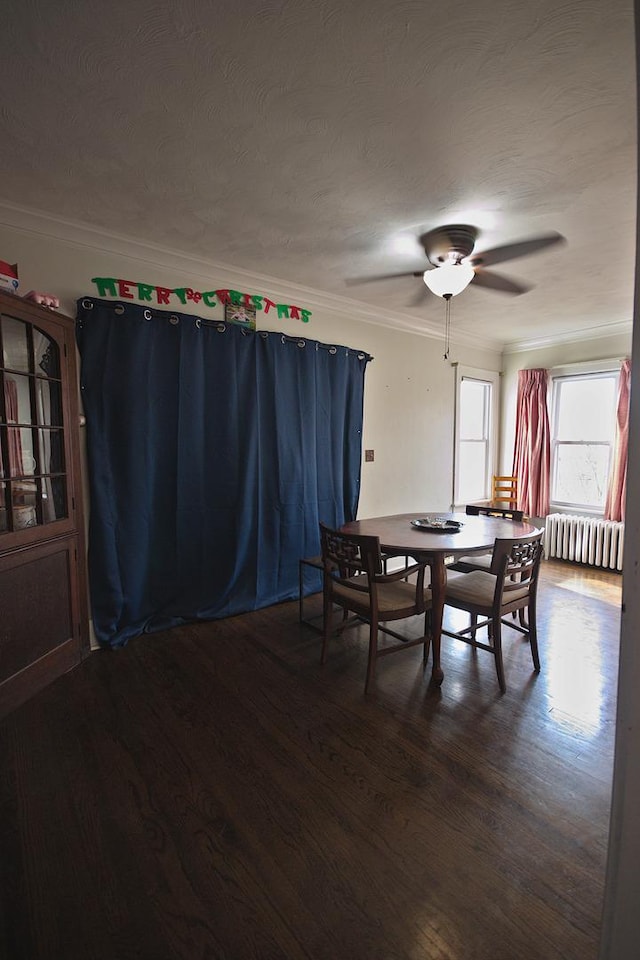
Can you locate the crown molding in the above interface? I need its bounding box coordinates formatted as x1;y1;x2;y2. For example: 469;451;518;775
0;200;503;353
503;318;634;354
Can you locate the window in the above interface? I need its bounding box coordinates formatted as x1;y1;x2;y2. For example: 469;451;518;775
550;371;618;512
454;366;499;505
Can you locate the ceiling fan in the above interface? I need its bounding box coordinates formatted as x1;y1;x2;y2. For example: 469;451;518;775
346;224;566;304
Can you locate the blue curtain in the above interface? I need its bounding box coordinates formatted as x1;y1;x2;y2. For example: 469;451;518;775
76;298;371;648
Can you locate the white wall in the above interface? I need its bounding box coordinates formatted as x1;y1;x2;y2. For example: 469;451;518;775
0;215;502;521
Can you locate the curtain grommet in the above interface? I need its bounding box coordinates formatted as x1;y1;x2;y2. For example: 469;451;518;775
260;331;269;339
143;309;153;321
329;346;337;355
114;304;125;315
169;315;180;325
217;323;226;333
195;318;201;329
297;340;305;348
81;298;94;310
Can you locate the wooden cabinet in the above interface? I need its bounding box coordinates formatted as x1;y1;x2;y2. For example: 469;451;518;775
0;292;88;718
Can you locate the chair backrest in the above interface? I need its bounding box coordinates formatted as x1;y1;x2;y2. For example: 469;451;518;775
319;522;383;581
465;503;524;521
489;533;544;602
492;475;519;508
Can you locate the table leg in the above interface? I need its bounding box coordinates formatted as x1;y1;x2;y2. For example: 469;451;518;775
429;558;445;685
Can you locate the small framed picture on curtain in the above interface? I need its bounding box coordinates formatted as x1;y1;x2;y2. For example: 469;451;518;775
225;302;256;330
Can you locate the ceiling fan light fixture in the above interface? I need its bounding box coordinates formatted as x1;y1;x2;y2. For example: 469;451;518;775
423;261;475;298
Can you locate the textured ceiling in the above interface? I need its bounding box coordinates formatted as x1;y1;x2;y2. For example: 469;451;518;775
0;0;636;347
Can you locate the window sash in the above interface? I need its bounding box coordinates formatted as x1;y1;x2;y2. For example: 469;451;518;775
453;367;499;507
550;371;618;512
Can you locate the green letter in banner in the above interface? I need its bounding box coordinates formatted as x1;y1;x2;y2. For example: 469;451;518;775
92;277;118;297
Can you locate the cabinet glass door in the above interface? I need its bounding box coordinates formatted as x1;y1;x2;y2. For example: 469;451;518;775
1;315;68;533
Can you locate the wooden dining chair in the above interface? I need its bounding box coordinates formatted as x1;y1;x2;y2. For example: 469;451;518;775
299;548;398;632
450;504;525;573
442;532;544;692
465;503;524;521
319;522;432;693
492;475;519;509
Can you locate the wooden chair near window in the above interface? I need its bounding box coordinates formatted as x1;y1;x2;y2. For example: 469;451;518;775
319;522;432;693
442;533;544;693
492;475;519;509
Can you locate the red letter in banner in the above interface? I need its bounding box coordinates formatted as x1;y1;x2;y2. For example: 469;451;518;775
156;286;172;305
216;289;231;304
118;280;135;299
263;298;277;314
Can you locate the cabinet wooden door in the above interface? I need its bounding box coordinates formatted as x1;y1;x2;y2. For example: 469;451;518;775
0;292;88;718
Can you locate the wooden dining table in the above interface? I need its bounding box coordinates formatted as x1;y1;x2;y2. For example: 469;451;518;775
339;511;542;686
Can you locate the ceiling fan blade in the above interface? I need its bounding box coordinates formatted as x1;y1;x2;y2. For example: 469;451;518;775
469;231;565;268
344;270;424;286
472;269;531;295
406;283;430;308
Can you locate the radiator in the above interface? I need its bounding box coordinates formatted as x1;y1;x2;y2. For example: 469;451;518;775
544;514;624;571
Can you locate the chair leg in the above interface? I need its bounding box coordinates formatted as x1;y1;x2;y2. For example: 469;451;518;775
492;618;506;693
365;621;379;693
470;613;478;640
423;610;431;665
528;599;541;672
321;592;333;664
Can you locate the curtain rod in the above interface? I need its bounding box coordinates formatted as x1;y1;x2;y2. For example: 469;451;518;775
550;357;626;371
78;297;374;361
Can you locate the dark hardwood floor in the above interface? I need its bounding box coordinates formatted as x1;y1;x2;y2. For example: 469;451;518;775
0;559;621;960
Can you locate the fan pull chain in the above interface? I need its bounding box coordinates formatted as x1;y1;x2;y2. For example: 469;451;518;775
443;293;452;360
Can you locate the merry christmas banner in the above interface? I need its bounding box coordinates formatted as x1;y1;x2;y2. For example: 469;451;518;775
91;277;312;323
